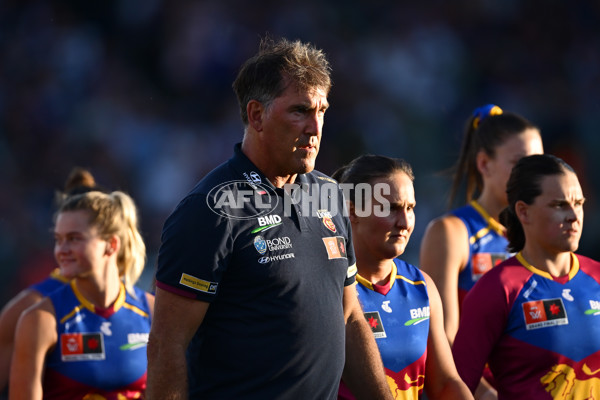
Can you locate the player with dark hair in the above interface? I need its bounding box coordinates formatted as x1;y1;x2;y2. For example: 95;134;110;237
420;105;543;343
333;155;472;400
453;154;600;399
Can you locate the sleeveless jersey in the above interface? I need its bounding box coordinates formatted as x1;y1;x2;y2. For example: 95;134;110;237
452;200;509;306
339;258;430;399
43;281;151;400
29;268;69;296
453;253;600;399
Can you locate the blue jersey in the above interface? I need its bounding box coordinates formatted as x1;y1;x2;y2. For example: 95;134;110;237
339;258;429;399
452;200;509;304
43;281;151;399
454;253;600;399
29;268;68;296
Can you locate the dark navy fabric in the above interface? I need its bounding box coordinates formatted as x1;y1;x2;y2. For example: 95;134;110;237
156;144;357;399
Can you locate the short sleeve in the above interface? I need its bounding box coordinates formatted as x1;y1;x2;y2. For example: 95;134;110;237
343;214;357;286
452;268;510;391
155;193;232;301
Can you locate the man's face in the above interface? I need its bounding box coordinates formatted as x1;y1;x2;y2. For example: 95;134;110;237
260;82;329;177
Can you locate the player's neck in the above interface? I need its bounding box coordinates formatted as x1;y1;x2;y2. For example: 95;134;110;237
74;266;122;308
520;247;572;278
474;192;505;222
356;253;394;286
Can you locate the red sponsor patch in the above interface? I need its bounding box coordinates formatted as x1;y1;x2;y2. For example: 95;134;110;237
364;311;386;338
322;236;347;259
61;332;105;361
472;253;493;277
522;298;568;330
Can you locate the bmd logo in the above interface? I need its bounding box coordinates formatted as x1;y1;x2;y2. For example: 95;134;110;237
259;215;282;226
251;214;283;234
206;180;278;220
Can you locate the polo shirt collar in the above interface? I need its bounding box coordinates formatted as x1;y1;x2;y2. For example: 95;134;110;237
229;143;274;190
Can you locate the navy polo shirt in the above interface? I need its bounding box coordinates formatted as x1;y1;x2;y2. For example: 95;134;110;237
156;143;357;399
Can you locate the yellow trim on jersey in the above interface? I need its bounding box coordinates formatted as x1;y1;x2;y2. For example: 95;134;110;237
356;260;425;291
48;268;70;283
516;252;579;281
123;301;149;318
60;281;146;323
396;274;426;286
356;273;375;290
469;200;506;245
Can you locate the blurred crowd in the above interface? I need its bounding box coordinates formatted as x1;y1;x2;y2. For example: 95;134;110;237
1;0;599;306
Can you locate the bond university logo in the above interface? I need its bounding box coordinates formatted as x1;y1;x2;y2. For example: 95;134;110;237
522;298;568;330
61;332;105;361
364;311;386;338
254;236;267;254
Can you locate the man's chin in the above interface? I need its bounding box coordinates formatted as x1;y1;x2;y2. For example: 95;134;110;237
295;158;317;174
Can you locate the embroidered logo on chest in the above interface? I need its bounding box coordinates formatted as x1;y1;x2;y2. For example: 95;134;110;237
322;236;347;259
585;300;600;316
61;332;105;361
405;306;430;326
317;209;336;233
522;298;568;330
364;311;386;338
471;253;506;281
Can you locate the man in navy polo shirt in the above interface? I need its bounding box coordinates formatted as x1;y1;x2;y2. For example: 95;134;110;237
147;37;392;400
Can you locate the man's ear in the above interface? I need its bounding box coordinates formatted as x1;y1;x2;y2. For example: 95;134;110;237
247;100;265;132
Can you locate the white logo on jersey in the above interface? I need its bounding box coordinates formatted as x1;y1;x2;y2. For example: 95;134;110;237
528;305;542;320
522;279;538;299
100;322;112;336
66;337;79;352
64;313;84;332
381;300;392;313
562;289;574;302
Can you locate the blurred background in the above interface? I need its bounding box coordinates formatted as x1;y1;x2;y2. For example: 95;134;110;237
1;0;599;305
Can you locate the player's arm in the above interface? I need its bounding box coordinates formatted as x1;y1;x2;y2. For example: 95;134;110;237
145;292;155;318
422;272;474;400
341;284;393;400
146;287;209;400
419;215;469;344
9;298;56;400
0;289;44;392
452;273;505;393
